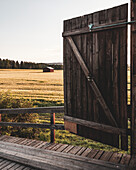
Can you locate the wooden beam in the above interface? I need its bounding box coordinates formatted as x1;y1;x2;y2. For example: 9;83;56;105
64;116;126;135
0;106;64;115
0;141;128;170
66;36;118;127
62;19;127;37
0;122;64;130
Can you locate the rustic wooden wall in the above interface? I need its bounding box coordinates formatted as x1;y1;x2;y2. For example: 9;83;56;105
63;4;128;150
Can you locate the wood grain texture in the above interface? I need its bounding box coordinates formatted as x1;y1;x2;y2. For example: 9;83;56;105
63;3;128;149
0;135;132;167
131;0;136;157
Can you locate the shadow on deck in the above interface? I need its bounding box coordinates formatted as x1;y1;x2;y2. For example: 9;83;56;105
0;135;132;170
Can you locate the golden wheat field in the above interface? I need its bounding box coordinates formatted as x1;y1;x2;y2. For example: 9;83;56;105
0;69;64;106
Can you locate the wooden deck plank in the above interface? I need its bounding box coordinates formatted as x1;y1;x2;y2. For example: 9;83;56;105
0;160;8;166
0;136;132;169
22;167;32;170
8;163;22;170
15;138;26;144
120;154;131;165
27;140;38;146
45;143;58;150
29;140;40;147
36;142;48;149
15;165;26;170
94;150;105;159
33;141;44;147
100;151;114;161
31;140;42;147
0;135;6;140
25;140;36;146
22;139;32;145
0;142;127;170
62;145;74;153
19;139;31;145
18;139;30;145
76;147;86;156
0;160;11;169
8;137;22;143
51;144;63;151
2;162;16;170
87;149;99;158
68;146;82;155
55;144;68;152
109;153;123;164
80;148;92;157
1;135;10;141
0;158;4;163
2;136;14;142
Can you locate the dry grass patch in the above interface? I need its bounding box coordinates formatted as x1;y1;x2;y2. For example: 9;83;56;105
0;69;64;106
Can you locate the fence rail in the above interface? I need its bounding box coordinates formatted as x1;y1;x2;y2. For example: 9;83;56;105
0;106;64;114
0;106;65;143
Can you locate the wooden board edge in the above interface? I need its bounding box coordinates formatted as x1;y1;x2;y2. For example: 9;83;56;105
64;121;77;134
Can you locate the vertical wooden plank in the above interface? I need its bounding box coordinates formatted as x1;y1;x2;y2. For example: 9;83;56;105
98;10;107;124
63;20;67;116
86;14;94;143
78;15;88;137
87;14;93;122
119;4;128;151
71;18;77;118
66;19;72;117
75;17;82;120
83;15;88;121
50;113;55;143
109;6;120;148
103;7;118;147
105;31;112;122
112;29;120;126
81;15;88;121
131;0;136;157
92;12;99;123
75;16;85;137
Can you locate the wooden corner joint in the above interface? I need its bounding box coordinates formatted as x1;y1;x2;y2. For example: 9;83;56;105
64;121;77;134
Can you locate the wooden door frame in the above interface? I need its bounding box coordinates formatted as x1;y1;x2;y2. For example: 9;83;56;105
131;0;136;158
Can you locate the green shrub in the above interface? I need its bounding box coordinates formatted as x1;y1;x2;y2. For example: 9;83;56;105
0;91;39;137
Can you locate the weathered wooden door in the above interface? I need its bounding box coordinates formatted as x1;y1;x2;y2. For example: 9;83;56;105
63;4;128;150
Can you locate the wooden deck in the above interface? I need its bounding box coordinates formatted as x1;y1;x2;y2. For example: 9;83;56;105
0;135;132;169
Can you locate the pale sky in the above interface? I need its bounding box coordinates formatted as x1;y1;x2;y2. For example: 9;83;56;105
0;0;129;63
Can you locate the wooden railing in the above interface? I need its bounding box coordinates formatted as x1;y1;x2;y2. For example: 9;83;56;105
0;106;65;143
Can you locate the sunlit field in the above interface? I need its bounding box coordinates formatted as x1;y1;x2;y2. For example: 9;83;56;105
0;69;130;154
0;69;64;106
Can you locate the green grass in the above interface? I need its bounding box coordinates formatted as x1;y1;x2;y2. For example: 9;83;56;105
37;113;130;154
0;69;131;155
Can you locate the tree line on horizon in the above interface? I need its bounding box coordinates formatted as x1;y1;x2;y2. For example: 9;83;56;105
0;58;63;70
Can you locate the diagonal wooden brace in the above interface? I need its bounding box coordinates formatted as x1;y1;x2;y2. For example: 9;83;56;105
66;36;118;127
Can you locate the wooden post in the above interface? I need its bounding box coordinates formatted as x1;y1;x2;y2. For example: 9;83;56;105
50;113;55;143
0;114;1;134
131;0;136;159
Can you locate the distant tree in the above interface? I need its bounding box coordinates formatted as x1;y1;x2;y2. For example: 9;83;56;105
11;60;17;69
0;58;63;69
16;61;20;69
20;61;24;69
